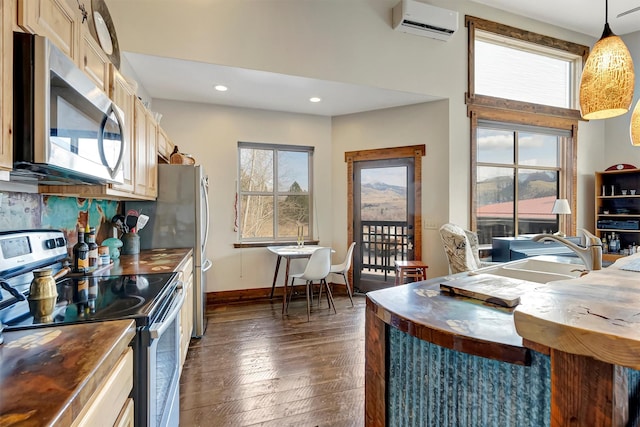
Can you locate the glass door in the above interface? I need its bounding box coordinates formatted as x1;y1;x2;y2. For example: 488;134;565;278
354;158;415;293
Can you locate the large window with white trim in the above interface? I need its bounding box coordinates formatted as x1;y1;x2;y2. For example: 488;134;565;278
238;142;313;242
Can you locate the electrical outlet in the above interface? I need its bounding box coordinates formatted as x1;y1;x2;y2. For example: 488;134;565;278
424;219;439;230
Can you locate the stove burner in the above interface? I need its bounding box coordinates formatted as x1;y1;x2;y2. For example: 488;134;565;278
94;295;145;318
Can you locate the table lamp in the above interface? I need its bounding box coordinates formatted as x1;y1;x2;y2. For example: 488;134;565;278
552;198;571;237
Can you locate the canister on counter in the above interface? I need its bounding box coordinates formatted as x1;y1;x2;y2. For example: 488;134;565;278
121;232;140;255
98;246;110;265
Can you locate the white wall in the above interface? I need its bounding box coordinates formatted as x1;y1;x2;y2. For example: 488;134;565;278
154;99;333;292
106;0;616;288
331;101;450;277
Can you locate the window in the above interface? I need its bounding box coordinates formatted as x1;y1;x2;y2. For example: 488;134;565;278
238;142;313;242
475;121;572;244
466;16;587;243
475;33;579;108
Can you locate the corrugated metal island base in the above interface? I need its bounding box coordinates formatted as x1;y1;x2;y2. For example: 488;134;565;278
365;273;640;427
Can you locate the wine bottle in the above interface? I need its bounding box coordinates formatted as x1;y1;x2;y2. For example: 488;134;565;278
72;228;89;273
85;226;98;269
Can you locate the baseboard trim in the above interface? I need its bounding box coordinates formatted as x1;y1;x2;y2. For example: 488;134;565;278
206;282;352;308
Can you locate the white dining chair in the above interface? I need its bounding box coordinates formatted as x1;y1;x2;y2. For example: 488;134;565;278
288;247;335;321
328;242;356;307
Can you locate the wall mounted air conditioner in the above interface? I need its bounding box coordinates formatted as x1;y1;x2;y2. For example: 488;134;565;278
392;0;459;41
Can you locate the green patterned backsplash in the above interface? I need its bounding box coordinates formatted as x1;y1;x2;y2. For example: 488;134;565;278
0;192;119;249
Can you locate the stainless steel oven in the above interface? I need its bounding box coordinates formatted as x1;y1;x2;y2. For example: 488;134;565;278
142;278;184;427
12;33;125;185
0;230;183;427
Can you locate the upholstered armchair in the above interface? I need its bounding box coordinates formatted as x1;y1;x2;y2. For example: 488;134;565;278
439;223;489;274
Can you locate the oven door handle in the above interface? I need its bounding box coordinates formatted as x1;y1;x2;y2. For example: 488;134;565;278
149;281;185;340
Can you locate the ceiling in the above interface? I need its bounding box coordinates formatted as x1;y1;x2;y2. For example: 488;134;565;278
469;0;640;37
124;52;439;117
122;0;640;117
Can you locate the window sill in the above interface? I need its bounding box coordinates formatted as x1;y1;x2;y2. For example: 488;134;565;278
234;240;319;249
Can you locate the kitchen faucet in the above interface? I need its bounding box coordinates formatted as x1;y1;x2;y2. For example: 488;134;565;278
531;228;603;270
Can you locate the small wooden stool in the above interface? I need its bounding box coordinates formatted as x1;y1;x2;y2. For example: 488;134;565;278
394;260;429;285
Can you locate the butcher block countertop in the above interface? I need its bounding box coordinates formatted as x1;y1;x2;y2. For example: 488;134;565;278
514;254;640;370
99;248;193;276
0;319;135;426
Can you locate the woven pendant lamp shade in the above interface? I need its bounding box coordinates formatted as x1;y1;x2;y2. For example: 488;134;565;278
632;100;640;146
580;28;635;120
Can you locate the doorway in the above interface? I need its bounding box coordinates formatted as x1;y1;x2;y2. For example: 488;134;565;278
345;145;425;293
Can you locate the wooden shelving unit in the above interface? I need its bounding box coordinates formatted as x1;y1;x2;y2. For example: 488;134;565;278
595;168;640;256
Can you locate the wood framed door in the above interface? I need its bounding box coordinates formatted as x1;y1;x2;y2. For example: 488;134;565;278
345;145;425;293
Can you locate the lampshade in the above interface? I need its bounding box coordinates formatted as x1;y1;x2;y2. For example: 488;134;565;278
632;99;640;146
551;199;571;215
579;2;635;120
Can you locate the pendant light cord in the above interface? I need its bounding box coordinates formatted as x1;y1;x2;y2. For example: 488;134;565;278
601;0;613;38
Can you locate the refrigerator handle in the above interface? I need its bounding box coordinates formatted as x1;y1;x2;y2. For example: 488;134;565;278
202;175;211;253
202;258;213;272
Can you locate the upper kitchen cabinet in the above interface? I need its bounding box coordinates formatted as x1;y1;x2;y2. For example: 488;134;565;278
157;127;175;164
0;0;13;176
109;66;135;194
134;97;158;199
79;26;109;92
17;0;79;61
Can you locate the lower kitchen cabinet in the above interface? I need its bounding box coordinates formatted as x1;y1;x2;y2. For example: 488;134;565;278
73;347;134;427
179;255;195;372
114;398;135;427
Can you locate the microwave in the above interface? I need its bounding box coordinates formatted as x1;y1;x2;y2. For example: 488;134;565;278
12;33;124;185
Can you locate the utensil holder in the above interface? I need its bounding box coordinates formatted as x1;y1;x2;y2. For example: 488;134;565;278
121;232;140;255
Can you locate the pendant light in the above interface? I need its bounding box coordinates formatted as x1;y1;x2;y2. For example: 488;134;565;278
632;100;640;145
579;0;635;120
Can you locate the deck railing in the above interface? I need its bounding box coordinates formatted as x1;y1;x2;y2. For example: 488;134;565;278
360;221;409;280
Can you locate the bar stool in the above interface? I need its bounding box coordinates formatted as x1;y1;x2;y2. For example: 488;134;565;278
394;260;428;285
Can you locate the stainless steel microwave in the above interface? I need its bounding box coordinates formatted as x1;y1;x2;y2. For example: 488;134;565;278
12;33;124;185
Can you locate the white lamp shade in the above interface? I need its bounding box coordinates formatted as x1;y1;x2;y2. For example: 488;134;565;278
552;199;572;215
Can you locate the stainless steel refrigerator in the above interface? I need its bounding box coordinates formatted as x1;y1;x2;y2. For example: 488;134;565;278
127;164;211;337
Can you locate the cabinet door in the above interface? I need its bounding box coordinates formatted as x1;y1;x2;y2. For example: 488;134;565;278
18;0;79;60
0;0;13;172
80;27;109;91
145;113;158;198
180;272;194;371
133;99;149;196
71;348;133;427
110;68;135;193
157;127;174;162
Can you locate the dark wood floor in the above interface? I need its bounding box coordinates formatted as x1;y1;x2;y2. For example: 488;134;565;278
179;294;366;426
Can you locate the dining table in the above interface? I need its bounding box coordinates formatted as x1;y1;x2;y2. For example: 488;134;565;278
267;245;327;314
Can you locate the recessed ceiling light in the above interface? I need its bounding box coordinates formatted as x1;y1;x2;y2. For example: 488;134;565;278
214;85;228;92
309;97;322;103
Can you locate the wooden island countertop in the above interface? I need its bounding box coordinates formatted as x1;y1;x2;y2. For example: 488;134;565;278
0;320;135;426
366;274;542;365
514;254;640;369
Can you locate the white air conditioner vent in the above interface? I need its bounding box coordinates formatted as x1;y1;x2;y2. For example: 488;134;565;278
392;0;459;41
